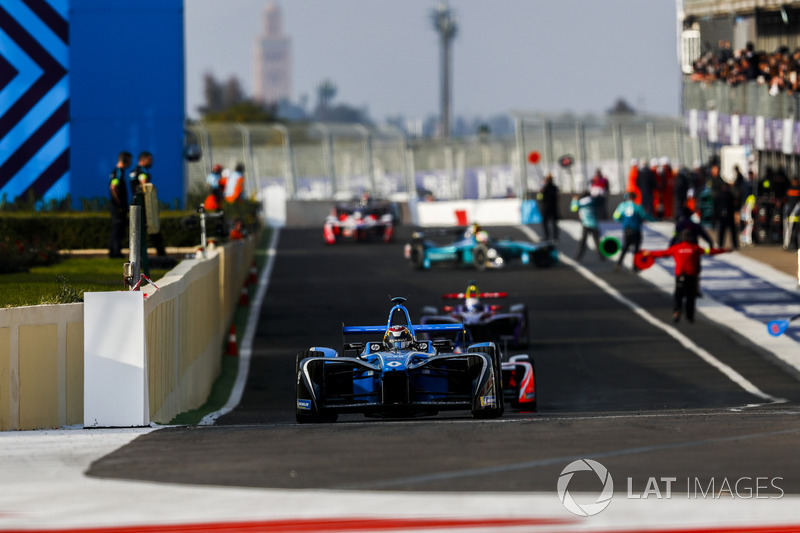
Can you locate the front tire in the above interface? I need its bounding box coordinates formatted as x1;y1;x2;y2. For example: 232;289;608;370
409;241;426;269
472;245;488;271
295;351;338;423
469;344;504;419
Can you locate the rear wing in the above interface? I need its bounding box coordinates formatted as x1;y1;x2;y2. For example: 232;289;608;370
441;291;507;300
343;323;464;336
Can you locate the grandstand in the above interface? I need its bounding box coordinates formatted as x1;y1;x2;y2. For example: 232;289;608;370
681;0;800;172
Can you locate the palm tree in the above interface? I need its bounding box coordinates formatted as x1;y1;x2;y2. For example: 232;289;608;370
431;2;457;139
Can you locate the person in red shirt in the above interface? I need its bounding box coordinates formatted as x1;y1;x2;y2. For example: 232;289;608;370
643;230;730;324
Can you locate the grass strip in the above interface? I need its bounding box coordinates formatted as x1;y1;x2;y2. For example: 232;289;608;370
168;227;273;425
0;257;169;307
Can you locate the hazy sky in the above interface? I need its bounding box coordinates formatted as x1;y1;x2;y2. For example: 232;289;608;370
185;0;681;122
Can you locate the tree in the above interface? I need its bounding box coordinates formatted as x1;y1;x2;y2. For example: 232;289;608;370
607;98;637;117
222;77;245;109
202;101;277;123
198;72;276;123
316;79;337;121
199;72;224;115
323;104;371;124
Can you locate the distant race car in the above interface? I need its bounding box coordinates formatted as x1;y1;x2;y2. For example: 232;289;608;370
323;196;394;244
419;283;529;348
404;224;558;270
418;283;536;411
295;297;505;422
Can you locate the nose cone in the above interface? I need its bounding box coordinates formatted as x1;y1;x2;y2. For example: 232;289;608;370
380;353;408;371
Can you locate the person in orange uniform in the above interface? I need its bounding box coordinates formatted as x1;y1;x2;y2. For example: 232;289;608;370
225;163;246;203
626;158;641;205
643;230;730;324
659;157;675;219
649;158;663;218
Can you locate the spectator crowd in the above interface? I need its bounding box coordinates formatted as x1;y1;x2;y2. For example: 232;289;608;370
689;40;800;96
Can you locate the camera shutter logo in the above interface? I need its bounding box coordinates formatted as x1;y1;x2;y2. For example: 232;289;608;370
557;459;614;516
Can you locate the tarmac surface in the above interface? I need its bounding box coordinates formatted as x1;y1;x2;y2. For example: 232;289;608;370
4;221;800;531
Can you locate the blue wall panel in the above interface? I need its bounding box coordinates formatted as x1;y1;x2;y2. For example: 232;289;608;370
0;0;184;208
69;0;185;209
0;0;70;204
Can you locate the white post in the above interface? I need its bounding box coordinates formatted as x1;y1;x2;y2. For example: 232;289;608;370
84;292;149;427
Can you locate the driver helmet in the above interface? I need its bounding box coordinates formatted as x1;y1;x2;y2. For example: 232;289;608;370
476;230;489;244
464;283;481;311
384;325;414;351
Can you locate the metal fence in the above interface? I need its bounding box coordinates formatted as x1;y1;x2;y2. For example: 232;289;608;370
186;116;697;203
682;79;800;120
513;115;700;196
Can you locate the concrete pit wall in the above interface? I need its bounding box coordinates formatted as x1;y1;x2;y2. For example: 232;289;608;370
0;236;256;431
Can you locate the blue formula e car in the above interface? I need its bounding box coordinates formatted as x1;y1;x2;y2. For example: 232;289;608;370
295;297;505;423
403;225;558;271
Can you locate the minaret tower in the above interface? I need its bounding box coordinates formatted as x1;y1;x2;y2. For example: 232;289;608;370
253;1;292;105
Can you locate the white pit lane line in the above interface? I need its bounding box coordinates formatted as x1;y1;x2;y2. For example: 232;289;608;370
518;224;786;407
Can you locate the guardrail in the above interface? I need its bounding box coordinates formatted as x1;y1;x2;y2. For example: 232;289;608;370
0;236;256;430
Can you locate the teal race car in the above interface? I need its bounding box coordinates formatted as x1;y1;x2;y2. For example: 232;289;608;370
404;226;559;271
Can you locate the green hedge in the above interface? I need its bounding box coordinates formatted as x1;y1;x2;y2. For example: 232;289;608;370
0;200;261;251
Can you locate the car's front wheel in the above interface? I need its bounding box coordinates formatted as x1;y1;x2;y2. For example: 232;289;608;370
409;241;426;269
472;245;488;271
295;351;338;423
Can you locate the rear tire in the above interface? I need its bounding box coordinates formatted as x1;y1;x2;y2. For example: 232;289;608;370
532;245;557;267
517;311;530;348
530;360;537;412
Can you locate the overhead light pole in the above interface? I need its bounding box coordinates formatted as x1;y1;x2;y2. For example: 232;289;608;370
431;2;457;139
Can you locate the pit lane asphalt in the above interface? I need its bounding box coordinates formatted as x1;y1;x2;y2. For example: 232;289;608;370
87;226;800;494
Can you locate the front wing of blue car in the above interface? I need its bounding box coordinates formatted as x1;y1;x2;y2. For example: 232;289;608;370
295;350;502;422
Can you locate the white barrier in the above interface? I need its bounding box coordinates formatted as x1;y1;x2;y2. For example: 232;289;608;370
413;198;522;227
84;292;149;427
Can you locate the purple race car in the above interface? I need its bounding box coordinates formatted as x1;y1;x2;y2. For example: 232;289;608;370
419;283;529;349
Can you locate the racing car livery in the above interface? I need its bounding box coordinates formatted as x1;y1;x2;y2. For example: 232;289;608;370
295;297;505;423
404;225;558;270
501;354;536;411
420;283;529;348
323;196;394;244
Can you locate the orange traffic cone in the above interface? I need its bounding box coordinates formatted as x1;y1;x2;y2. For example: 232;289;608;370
249;263;258;285
225;325;238;356
239;285;249;307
